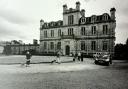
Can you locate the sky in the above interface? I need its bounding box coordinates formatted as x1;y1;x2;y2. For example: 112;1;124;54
0;0;128;44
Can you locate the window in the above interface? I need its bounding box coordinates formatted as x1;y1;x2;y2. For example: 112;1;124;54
103;25;108;34
68;15;74;25
44;42;47;49
103;14;108;21
81;27;86;35
51;30;54;37
57;42;61;50
91;15;96;23
44;31;47;38
81;18;85;23
91;26;96;35
58;29;61;37
91;41;96;50
50;42;54;50
81;41;85;50
103;41;108;50
68;28;74;35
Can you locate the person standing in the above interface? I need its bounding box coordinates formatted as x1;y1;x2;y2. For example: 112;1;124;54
73;53;78;61
51;51;61;64
26;51;32;67
78;52;81;61
56;51;61;64
81;52;84;62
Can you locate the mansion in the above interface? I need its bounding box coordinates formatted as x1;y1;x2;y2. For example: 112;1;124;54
39;1;116;56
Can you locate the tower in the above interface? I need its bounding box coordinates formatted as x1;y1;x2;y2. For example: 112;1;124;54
110;7;116;21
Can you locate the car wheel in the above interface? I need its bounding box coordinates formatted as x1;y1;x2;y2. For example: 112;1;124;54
95;61;98;64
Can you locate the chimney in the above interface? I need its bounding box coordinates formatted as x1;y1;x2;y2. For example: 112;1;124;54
110;7;116;21
63;4;67;13
81;9;85;17
76;1;80;10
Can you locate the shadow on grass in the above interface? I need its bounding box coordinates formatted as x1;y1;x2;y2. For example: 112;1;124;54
0;61;74;65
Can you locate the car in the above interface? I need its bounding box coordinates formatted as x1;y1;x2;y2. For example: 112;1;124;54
93;52;111;66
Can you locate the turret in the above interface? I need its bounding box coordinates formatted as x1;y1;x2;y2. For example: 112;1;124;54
40;19;44;28
110;7;116;21
81;9;85;17
63;4;67;13
76;1;80;11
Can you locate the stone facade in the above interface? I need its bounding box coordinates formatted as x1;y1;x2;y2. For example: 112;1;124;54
40;2;116;56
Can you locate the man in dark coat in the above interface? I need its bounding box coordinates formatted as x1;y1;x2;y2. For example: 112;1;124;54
81;52;84;62
26;51;32;67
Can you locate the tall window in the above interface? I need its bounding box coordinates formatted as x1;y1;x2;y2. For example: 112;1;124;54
68;15;74;25
103;14;108;21
91;41;96;50
51;30;54;37
50;42;54;50
57;42;61;50
81;41;85;50
81;27;86;35
68;28;74;35
103;25;108;35
58;29;61;37
91;26;96;35
44;31;47;38
103;41;108;50
44;42;47;50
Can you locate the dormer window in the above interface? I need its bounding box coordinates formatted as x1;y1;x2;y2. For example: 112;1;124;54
44;23;47;27
91;15;96;23
58;22;60;26
82;18;85;22
80;17;86;24
51;22;54;26
103;13;109;21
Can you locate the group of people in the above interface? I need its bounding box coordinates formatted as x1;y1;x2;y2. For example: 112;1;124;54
24;51;84;67
73;52;84;62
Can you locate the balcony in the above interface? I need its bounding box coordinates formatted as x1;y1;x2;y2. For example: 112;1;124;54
61;34;75;39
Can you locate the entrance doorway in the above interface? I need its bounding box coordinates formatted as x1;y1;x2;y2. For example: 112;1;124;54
65;45;70;55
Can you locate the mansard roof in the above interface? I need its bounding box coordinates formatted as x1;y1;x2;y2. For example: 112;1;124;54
79;13;112;25
41;13;114;29
42;20;63;29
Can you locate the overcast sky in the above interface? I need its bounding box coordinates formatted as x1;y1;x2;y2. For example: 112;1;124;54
0;0;128;44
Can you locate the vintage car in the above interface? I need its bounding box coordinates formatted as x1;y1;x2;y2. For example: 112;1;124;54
93;52;111;66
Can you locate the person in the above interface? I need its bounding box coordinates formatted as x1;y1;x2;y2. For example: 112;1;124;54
78;52;81;61
73;53;77;61
109;54;113;64
51;51;61;64
81;52;84;62
25;51;32;67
